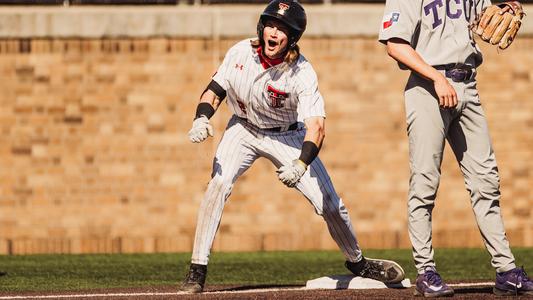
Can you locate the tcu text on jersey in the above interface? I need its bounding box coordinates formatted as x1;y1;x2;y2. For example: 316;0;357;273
425;0;476;28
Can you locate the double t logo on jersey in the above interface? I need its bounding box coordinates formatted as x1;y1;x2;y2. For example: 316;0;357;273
424;0;475;29
267;85;288;108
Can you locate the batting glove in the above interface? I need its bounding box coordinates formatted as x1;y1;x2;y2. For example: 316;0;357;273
276;159;307;188
188;116;214;143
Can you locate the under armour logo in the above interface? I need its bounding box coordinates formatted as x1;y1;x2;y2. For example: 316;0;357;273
235;63;243;70
279;2;289;10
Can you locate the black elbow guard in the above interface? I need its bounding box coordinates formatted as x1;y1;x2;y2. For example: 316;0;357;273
205;80;226;100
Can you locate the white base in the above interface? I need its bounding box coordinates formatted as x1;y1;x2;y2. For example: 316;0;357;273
305;275;411;290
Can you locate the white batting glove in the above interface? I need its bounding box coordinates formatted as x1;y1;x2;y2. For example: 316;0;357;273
276;159;307;188
188;116;214;143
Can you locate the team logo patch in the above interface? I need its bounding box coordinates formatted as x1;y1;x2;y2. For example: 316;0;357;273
382;12;400;29
278;2;290;10
278;2;289;15
267;85;288;108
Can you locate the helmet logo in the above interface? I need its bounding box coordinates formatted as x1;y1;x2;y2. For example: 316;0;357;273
278;2;290;11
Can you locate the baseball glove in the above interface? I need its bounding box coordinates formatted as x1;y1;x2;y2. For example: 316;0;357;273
471;1;525;50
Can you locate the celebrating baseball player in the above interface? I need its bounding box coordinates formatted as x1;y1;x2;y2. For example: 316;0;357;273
379;0;532;297
179;0;405;293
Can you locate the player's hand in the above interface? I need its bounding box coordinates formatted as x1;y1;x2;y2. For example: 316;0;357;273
276;159;307;188
434;75;458;108
188;116;214;143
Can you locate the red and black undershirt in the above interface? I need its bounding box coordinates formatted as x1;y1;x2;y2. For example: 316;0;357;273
257;46;285;69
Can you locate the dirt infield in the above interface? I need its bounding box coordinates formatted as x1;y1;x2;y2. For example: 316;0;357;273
0;283;531;300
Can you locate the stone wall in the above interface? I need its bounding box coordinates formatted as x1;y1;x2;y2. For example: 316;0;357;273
0;36;531;254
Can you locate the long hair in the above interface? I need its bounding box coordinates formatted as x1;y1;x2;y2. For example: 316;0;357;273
250;38;300;66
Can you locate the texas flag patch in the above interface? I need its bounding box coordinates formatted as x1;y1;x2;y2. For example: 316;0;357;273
382;12;400;29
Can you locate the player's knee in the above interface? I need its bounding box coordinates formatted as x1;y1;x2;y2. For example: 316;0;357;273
410;171;440;201
207;174;234;193
468;170;500;199
321;196;346;218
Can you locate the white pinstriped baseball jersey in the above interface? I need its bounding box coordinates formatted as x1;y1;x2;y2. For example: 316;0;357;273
212;39;325;128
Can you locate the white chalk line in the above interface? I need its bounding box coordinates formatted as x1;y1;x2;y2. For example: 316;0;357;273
0;282;495;299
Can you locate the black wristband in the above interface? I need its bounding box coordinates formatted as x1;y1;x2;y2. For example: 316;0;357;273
194;102;215;120
299;141;320;166
206;80;226;100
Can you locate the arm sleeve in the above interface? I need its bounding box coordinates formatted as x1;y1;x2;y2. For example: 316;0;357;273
378;0;423;45
295;65;326;121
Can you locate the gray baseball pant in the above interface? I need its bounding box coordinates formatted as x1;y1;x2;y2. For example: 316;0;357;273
404;73;516;274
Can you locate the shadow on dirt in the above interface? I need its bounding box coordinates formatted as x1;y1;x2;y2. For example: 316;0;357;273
454;286;494;295
214;284;302;292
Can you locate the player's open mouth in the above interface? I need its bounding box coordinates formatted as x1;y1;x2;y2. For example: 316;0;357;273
267;39;278;48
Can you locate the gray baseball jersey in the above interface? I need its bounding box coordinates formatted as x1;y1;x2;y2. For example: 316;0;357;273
378;0;517;274
379;0;491;67
191;39;362;265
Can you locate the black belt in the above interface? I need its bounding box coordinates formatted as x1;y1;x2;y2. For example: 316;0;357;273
433;64;475;82
237;117;298;132
264;122;299;132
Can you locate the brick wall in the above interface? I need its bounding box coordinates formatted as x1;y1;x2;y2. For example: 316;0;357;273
0;37;531;254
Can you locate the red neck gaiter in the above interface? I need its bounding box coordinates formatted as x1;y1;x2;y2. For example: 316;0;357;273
257;46;285;69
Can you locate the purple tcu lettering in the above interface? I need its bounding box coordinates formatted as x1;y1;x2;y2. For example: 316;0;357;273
424;0;444;28
425;0;467;29
447;0;462;18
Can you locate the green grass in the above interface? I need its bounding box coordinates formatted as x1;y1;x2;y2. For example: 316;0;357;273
0;248;532;292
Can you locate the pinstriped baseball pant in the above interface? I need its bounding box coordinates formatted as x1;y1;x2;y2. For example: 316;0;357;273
405;73;516;274
191;115;362;265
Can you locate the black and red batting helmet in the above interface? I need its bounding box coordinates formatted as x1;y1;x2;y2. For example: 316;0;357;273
257;0;307;49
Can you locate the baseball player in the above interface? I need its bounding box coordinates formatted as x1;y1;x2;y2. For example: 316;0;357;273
379;0;533;297
179;0;405;293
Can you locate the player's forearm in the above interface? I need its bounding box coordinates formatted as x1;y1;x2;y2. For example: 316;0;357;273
194;89;223;120
303;117;325;148
386;39;443;82
296;117;324;167
199;89;222;110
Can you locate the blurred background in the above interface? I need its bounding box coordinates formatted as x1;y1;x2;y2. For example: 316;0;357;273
0;0;531;255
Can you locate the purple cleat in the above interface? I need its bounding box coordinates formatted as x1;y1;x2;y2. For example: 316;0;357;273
414;268;454;297
494;267;533;296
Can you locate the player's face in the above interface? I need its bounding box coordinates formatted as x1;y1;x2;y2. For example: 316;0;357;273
262;18;290;59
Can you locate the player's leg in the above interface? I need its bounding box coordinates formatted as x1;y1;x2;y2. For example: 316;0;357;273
446;88;532;295
302;157;405;284
447;98;515;272
404;77;451;273
266;130;404;283
264;129;362;261
405;76;454;297
181;116;259;293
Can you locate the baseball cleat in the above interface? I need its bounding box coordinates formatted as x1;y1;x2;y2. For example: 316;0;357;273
179;263;207;293
493;267;533;296
345;257;406;284
413;268;454;297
